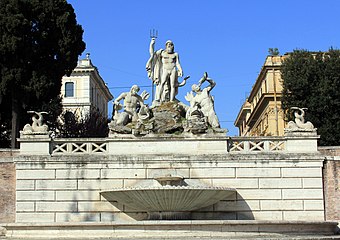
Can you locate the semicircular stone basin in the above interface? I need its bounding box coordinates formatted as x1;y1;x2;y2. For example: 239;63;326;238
100;185;236;212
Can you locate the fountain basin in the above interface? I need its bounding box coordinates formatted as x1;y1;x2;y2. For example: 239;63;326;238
100;186;235;212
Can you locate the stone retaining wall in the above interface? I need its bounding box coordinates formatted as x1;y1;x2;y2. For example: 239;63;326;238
319;146;340;156
14;152;325;223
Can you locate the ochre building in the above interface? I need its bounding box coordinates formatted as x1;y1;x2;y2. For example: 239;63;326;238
235;55;288;136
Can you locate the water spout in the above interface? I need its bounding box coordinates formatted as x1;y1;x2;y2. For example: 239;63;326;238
154;175;183;186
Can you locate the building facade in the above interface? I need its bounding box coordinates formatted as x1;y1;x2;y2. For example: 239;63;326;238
235;55;287;136
61;53;113;119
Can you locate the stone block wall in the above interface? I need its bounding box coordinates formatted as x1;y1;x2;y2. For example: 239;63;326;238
319;146;340;157
319;146;340;221
0;149;18;223
323;159;340;221
320;146;340;221
14;153;325;223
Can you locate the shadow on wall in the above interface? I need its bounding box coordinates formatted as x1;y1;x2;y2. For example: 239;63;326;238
192;192;255;220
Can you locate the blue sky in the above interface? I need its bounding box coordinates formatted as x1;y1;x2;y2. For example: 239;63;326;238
68;0;340;136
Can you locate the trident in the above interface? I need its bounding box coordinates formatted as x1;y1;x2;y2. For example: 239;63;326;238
149;29;158;100
150;29;158;39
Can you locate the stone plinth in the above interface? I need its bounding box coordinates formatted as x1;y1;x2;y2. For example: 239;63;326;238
285;129;319;152
18;133;51;155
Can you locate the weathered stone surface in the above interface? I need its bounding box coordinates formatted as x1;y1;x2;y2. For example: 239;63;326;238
323;157;340;221
0;162;15;223
303;178;323;188
17;169;55;179
236;168;280;178
16;191;55;201
260;200;303;210
304;200;324;210
0;226;6;237
283;211;325;221
282;189;323;200
13;153;327;222
2;221;338;239
259;178;302;189
151;102;186;134
108;101;227;137
282;167;322;177
16;213;55;222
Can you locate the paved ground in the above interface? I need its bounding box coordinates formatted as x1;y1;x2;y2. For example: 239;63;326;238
2;235;340;240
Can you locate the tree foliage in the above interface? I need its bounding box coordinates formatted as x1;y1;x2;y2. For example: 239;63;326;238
281;49;340;146
56;111;109;138
268;48;280;56
0;0;85;147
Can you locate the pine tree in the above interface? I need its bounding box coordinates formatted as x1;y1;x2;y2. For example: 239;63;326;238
0;0;85;147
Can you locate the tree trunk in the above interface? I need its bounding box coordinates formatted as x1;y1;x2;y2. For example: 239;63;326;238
11;93;19;149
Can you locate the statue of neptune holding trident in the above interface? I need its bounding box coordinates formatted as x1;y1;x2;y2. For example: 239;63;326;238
146;31;188;106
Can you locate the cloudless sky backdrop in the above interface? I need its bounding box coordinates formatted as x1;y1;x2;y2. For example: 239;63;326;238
68;0;340;135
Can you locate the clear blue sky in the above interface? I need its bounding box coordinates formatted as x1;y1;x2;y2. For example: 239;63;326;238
68;0;340;136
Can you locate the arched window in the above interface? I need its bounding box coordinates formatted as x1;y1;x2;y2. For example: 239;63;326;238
65;82;74;97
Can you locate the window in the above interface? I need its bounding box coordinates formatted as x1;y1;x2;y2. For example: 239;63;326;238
65;82;74;97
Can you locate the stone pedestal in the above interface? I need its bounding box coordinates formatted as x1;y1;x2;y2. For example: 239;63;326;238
18;133;51;155
285;129;319;153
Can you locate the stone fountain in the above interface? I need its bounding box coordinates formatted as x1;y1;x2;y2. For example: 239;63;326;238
3;36;338;239
100;175;235;220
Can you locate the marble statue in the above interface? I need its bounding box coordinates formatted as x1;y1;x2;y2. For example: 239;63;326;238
112;85;150;126
286;107;314;130
146;38;186;105
106;37;226;137
22;111;49;134
185;72;220;129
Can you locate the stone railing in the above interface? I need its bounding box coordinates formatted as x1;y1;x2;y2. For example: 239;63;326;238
52;138;108;155
17;132;319;155
228;137;286;153
52;137;287;155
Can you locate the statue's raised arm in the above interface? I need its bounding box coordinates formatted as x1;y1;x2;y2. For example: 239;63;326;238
146;38;160;83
